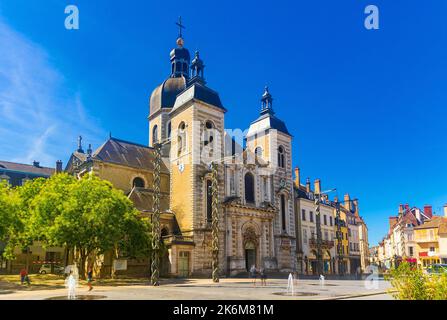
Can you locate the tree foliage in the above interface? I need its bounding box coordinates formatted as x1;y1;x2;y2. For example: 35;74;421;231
388;262;447;300
0;182;22;259
1;173;153;277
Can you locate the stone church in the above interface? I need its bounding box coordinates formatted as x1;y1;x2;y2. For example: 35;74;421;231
66;28;296;277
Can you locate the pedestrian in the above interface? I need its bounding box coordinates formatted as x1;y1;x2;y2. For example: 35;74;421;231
19;268;28;285
87;267;94;291
25;274;31;285
259;267;267;286
249;265;257;287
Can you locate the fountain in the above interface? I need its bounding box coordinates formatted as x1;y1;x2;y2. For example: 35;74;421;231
272;273;318;297
287;273;294;296
64;264;79;300
319;274;325;288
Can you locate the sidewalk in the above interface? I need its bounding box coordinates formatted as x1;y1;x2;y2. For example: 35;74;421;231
0;276;394;300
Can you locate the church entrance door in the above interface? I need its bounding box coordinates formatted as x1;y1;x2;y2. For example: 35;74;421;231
245;241;256;271
178;251;189;277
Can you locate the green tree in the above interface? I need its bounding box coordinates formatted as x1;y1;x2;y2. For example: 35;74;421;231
3;178;47;266
32;173;151;278
0;181;20;260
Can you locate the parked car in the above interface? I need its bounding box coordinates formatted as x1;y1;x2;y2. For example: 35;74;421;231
39;264;65;275
426;264;447;275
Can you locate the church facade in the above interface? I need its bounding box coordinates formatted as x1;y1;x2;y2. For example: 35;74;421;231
67;30;297;277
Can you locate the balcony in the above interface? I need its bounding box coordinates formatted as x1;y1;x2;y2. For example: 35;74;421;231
415;237;438;243
309;238;334;249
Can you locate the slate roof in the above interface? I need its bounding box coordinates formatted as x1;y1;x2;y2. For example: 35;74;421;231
250;111;290;136
128;188;170;212
150;76;187;116
414;216;447;230
0;160;54;176
172;81;226;111
92;138;169;173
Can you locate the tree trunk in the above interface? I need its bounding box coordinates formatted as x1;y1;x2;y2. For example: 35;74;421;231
79;249;87;280
25;247;31;272
109;245;116;279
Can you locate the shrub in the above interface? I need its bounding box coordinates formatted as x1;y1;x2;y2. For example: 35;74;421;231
388;262;447;300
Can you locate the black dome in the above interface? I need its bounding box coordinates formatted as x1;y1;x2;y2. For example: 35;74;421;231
149;76;187;117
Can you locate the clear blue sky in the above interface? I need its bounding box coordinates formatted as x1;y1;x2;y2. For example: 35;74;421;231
0;0;446;245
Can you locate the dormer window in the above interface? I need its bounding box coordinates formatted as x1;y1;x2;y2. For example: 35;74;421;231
133;177;145;188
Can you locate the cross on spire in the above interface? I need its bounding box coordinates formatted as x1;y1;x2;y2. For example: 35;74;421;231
176;16;185;38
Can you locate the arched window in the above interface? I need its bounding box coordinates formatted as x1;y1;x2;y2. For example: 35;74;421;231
206;180;213;223
178;122;186;156
152;125;159;145
161;227;169;238
204;120;214;146
281;194;287;231
255;147;263;161
278;146;285;168
133;177;145;188
244;173;255;204
167;121;172;140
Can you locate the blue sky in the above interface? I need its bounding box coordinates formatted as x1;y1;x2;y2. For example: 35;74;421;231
0;0;446;245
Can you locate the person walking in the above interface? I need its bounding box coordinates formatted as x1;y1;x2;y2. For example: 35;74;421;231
259;267;267;286
87;267;94;291
249;265;257;287
19;268;30;285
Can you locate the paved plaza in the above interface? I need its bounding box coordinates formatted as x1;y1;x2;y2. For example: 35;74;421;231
0;277;394;300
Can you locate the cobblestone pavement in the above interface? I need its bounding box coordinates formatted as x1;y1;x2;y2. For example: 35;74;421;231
0;278;393;300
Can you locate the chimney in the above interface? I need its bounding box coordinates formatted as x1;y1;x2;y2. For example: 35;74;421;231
389;217;398;231
55;160;63;174
306;178;311;193
353;199;359;217
424;205;433;219
398;204;404;214
344;194;351;210
294;167;300;188
314;179;321;195
334;196;339;203
443;204;447;218
33;161;40;167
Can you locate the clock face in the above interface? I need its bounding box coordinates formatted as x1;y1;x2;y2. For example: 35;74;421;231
178;163;184;173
